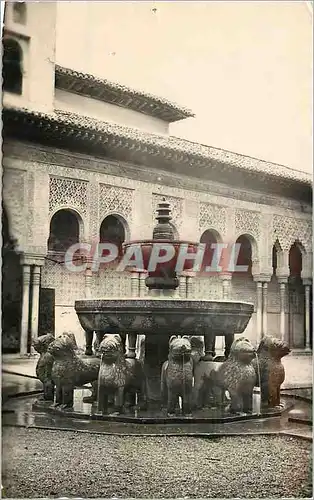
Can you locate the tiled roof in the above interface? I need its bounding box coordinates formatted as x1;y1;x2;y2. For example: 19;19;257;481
3;106;312;188
55;65;195;123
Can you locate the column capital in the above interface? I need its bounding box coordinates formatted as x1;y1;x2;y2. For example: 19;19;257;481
21;253;46;267
302;278;312;286
180;270;197;278
219;272;233;281
277;275;289;284
253;274;272;283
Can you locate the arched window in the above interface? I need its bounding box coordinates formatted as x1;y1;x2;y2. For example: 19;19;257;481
13;2;27;24
234;235;253;276
48;210;80;253
200;230;221;273
100;215;125;257
289;242;302;279
2;38;23;94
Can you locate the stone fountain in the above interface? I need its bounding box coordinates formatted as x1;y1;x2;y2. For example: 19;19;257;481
74;199;255;414
29;199;293;423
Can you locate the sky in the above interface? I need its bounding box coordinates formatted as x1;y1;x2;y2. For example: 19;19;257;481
56;1;312;174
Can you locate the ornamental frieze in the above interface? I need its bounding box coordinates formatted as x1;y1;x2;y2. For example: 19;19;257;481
4;142;310;213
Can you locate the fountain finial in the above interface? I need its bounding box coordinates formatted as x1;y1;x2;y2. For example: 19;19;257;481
153;199;174;241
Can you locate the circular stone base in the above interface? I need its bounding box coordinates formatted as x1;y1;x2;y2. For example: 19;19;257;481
30;389;292;424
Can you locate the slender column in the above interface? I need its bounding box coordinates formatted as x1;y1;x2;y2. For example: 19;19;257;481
131;270;140;298
85;267;92;299
126;333;137;359
31;265;41;344
203;332;216;360
262;282;269;337
139;271;147;297
303;279;312;351
220;273;232;300
255;280;263;342
186;276;193;299
179;275;187;299
20;264;31;355
278;277;288;342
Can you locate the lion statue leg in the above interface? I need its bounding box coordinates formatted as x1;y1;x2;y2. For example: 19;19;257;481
228;389;242;414
242;390;253;414
260;381;269;407
115;386;124;415
167;388;178;416
98;384;109;414
43;379;54;402
60;384;74;410
269;384;281;408
51;384;63;408
160;361;168;409
182;384;193;416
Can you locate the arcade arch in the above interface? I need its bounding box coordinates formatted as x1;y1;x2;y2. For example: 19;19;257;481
47;209;83;253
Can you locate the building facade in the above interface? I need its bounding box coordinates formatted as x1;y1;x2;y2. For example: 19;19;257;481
2;2;312;353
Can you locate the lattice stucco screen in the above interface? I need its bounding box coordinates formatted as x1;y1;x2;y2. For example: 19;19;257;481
192;275;223;300
42;263;133;302
41;260;85;305
94;269;132;298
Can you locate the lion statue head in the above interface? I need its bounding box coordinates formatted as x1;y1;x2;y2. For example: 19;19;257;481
32;333;55;354
168;335;192;361
99;334;124;363
47;333;76;358
229;337;256;364
257;336;291;359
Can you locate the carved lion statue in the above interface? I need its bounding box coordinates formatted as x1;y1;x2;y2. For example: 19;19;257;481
48;333;100;410
161;336;193;416
32;333;55;402
98;334;145;415
209;337;257;414
252;335;291;408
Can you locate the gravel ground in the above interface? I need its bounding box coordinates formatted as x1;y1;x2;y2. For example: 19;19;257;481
2;427;312;499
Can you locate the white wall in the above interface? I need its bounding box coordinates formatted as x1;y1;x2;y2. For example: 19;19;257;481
54;89;169;135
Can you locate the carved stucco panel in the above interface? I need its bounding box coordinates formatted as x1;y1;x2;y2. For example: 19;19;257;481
88;181;99;241
96;268;132;298
192;275;223;300
41;260;85;305
235;209;261;239
3;168;27;248
27;171;35;243
49;176;88;216
199;202;227;237
273;215;312;252
99;184;134;223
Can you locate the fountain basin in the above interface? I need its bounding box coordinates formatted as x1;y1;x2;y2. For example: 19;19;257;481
75;298;254;336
